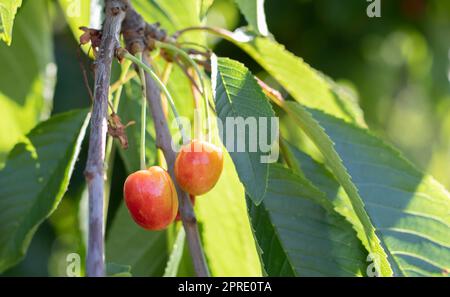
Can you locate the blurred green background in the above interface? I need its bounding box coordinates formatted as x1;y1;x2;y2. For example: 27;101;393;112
2;0;449;276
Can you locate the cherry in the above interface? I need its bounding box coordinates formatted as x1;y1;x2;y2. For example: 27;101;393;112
175;195;196;221
124;166;178;230
174;139;223;196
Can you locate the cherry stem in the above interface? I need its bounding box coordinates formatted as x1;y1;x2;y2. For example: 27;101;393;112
136;52;148;170
172;26;225;39
155;40;211;140
124;51;189;144
159;62;173;121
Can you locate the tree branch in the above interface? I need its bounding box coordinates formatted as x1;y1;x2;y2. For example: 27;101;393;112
84;0;127;277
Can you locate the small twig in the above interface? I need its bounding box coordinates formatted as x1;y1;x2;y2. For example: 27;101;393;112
172;26;230;40
84;0;127;277
77;46;94;103
255;77;285;105
160;62;173;119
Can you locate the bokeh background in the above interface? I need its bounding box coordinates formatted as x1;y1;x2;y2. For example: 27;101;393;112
2;0;449;276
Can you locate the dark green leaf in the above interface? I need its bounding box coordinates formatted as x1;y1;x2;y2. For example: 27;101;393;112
0;109;90;272
105;204;169;276
212;56;276;204
295;109;450;277
281;101;392;276
106;262;132;277
247;164;368;276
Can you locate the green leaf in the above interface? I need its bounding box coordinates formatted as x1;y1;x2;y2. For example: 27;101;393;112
281;101;392;276
247;164;368;276
283;142;363;236
0;0;55;165
0;109;90;272
200;0;214;19
134;0;205;44
0;0;22;45
133;0;175;33
106;263;132;277
234;0;269;36
217;31;365;125
163;228;185;277
105;204;169;276
211;56;276;204
289;110;450;277
196;152;262;276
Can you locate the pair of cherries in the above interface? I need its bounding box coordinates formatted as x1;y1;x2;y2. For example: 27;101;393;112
123;140;223;230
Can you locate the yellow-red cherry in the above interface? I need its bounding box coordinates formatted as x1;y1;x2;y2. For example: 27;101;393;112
174;140;223;196
124;166;178;230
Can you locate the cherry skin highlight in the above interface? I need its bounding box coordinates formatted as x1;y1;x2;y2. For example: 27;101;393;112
174;139;223;196
124;166;178;230
175;195;196;221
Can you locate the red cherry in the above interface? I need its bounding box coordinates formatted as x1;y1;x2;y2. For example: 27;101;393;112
174;140;223;196
175;195;196;221
124;166;178;230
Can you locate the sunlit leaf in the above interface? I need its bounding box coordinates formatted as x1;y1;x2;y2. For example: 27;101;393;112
0;0;22;45
196;152;262;276
0;109;90;272
57;0;100;55
0;0;55;165
163;228;185;277
200;0;214;19
217;30;365;125
134;0;205;44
